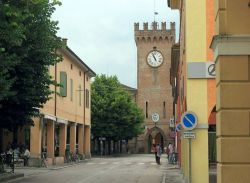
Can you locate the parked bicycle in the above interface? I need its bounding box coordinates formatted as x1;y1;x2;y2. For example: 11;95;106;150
41;151;48;168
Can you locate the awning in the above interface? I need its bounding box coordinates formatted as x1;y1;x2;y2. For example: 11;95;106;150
56;117;68;125
44;114;56;121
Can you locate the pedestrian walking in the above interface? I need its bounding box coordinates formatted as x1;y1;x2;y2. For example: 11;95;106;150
168;143;174;164
156;144;161;165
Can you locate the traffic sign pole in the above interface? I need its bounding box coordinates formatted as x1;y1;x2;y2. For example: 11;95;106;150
180;111;198;183
189;138;192;183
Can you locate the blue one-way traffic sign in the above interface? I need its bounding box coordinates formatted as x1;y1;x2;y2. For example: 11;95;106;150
181;111;198;130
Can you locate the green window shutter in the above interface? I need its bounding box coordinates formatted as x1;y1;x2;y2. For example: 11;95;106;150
60;71;67;97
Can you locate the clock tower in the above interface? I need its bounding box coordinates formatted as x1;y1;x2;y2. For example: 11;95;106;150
133;22;175;153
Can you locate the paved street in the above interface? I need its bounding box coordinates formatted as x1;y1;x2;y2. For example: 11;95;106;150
4;154;184;183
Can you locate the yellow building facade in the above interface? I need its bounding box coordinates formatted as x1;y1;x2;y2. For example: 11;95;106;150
169;0;216;183
2;43;96;166
211;0;250;182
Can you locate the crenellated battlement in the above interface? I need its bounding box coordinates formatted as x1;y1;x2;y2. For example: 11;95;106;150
134;21;175;31
134;21;176;45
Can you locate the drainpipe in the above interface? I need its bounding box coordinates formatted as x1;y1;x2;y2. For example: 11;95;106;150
54;63;57;117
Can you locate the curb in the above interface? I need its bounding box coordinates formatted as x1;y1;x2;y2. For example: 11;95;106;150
0;173;24;182
162;172;166;183
50;162;82;170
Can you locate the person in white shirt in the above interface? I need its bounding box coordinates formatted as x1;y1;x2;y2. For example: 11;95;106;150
23;147;30;166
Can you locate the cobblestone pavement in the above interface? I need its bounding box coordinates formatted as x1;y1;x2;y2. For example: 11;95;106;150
3;154;185;183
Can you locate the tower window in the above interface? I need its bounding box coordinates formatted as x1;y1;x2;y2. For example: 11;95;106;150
146;101;148;118
71;64;73;70
163;101;166;118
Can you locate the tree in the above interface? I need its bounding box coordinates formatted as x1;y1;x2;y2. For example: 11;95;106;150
0;0;64;130
91;75;144;153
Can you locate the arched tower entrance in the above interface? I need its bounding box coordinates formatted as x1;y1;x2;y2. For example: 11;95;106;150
145;127;166;153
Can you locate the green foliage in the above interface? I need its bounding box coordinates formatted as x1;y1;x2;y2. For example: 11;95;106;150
91;75;144;141
0;0;64;130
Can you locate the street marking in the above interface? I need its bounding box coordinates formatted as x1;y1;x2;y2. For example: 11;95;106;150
150;163;157;165
86;163;95;165
99;162;108;165
125;162;132;165
138;163;145;165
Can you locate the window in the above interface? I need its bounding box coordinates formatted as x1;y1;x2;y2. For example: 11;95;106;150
60;71;67;97
86;76;89;82
70;79;73;101
71;64;73;70
86;89;89;108
163;101;166;118
79;71;81;76
79;85;81;106
146;101;148;118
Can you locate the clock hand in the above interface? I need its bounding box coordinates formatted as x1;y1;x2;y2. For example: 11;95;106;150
152;53;157;61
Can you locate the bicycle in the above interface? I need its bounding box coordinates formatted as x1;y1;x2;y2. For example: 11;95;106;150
41;152;48;168
70;152;80;163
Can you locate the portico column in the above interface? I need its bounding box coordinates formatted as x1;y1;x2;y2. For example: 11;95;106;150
47;120;55;158
30;118;42;158
212;1;250;183
59;124;67;157
70;123;76;153
84;125;91;158
78;124;84;155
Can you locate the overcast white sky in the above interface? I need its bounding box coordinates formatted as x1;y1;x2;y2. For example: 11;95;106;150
53;0;179;88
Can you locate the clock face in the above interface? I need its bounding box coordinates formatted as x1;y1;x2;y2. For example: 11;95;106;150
147;50;164;67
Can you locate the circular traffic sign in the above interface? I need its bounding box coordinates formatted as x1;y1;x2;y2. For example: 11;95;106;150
181;111;198;130
152;113;159;122
175;123;183;132
208;64;215;76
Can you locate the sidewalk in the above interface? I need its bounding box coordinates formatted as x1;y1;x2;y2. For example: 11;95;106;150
0;160;88;182
163;163;185;183
162;162;217;183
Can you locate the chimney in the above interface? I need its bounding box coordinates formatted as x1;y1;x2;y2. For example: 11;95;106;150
62;38;68;46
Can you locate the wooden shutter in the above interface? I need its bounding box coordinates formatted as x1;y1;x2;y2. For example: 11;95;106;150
60;71;67;97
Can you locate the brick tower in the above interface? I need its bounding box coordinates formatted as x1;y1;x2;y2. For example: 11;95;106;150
133;22;175;153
